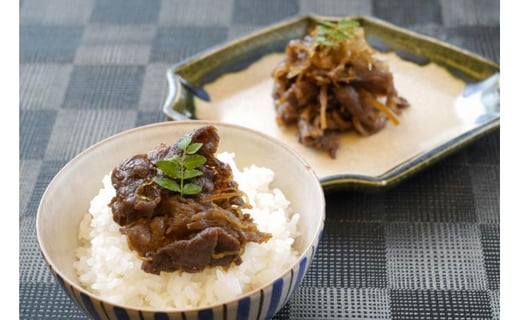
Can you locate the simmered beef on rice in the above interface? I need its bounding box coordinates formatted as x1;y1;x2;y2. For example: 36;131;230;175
109;125;271;274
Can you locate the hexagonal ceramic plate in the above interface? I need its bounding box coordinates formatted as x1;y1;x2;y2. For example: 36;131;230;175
162;15;499;191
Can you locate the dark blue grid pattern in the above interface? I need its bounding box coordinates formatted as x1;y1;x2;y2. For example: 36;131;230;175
20;282;87;320
305;221;388;288
325;191;385;222
445;26;501;63
22;160;68;218
384;163;477;223
89;0;161;24
480;224;500;291
232;0;300;25
19;0;500;319
385;223;488;290
151;26;229;63
20;26;84;63
289;287;391;319
389;289;493;319
19;64;72;110
63;65;145;110
19;110;57;160
372;0;442;27
466;127;501;165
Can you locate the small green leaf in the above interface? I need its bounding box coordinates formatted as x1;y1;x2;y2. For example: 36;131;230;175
169;154;181;162
328;29;348;40
316;19;359;48
316;37;338;47
183;154;207;169
155;159;181;179
177;136;192;150
183;168;203;179
154;177;181;192
338;19;359;29
316;26;330;37
183;183;202;195
153;134;208;197
186;142;203;154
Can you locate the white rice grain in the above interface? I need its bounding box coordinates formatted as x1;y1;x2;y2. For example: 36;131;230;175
73;153;300;309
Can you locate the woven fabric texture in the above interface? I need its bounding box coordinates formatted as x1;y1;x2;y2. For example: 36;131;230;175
20;0;499;319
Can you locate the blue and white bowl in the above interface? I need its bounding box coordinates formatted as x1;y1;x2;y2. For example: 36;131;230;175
37;121;326;320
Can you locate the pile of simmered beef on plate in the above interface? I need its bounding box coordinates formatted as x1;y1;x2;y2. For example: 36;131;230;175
109;125;271;274
272;19;410;158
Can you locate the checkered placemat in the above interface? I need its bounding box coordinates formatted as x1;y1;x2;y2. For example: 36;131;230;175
20;0;499;319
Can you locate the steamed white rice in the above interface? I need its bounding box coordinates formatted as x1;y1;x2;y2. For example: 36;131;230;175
73;152;301;309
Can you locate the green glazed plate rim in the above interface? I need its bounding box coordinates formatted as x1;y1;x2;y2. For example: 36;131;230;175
162;14;500;192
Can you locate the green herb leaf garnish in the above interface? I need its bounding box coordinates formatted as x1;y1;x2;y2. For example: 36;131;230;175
154;177;181;193
154;137;207;196
182;183;202;195
315;19;360;48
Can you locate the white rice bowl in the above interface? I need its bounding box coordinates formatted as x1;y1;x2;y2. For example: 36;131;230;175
73;152;301;309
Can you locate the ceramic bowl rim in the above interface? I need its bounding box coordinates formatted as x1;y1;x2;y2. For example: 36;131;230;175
36;120;326;313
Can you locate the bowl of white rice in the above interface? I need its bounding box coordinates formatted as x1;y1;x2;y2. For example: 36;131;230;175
36;121;325;320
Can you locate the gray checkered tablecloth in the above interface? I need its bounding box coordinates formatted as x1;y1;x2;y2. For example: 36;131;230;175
19;0;500;319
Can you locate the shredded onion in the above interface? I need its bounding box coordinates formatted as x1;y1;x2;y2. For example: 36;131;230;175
272;20;410;158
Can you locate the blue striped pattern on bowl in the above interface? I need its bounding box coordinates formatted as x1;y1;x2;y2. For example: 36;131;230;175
47;233;322;320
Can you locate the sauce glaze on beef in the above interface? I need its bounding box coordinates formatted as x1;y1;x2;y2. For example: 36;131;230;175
109;125;271;274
